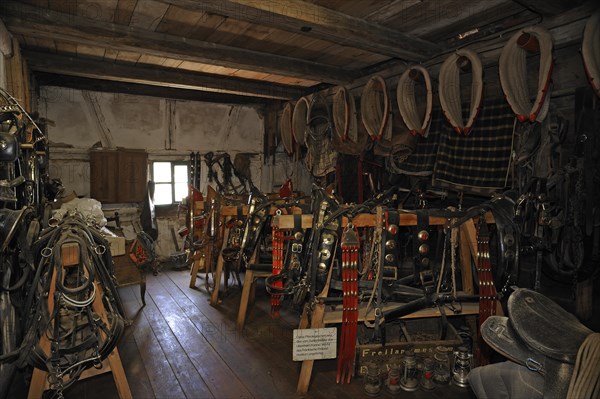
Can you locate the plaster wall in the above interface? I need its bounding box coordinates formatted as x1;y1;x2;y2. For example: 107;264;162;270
39;86;266;256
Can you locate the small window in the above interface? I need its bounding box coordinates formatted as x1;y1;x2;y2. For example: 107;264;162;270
152;161;188;205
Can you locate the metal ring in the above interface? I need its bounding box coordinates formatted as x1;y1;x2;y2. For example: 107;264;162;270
41;247;53;258
94;245;106;255
48;218;59;227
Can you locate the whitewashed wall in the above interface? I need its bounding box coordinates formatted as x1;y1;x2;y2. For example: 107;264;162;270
39;86;267;256
39;87;266;194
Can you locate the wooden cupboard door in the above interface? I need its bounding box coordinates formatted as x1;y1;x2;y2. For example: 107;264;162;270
90;149;147;203
90;150;119;202
117;150;148;202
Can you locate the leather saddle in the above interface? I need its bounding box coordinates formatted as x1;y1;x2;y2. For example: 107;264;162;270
481;288;593;399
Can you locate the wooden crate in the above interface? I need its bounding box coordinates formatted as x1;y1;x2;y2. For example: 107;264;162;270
112;253;142;287
355;317;463;376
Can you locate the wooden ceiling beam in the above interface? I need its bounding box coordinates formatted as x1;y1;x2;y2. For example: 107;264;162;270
35;73;272;105
156;0;441;60
0;1;356;85
23;50;307;100
511;0;585;16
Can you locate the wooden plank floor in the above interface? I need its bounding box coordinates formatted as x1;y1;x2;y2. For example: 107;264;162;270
11;269;477;398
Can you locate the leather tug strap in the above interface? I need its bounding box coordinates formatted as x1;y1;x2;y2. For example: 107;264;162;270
270;225;285;317
475;219;497;366
336;223;360;384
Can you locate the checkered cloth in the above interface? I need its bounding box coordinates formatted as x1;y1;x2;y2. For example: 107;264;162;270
386;107;444;176
432;98;516;194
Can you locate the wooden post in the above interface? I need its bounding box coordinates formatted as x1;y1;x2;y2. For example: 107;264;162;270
296;263;335;395
235;246;262;330
210;223;230;306
575;278;593;320
459;220;477;295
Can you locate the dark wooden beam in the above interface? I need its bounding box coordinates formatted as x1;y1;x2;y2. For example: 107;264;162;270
156;0;441;60
365;0;421;24
511;0;585;16
35;73;271;105
23;50;307;100
0;1;356;85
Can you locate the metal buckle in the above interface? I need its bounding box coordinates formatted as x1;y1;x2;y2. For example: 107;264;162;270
382;266;398;281
291;242;303;253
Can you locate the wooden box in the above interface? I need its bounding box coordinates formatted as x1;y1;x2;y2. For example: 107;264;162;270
112;252;141;287
355;317;463;376
106;236;126;256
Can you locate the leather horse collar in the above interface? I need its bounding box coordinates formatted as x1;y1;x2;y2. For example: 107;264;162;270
499;26;554;123
397;65;434;137
361;75;391;141
438;48;484;135
331;86;369;155
582;10;600;98
280;102;295;156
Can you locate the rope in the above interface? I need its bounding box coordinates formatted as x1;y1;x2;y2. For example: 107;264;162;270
567;333;600;399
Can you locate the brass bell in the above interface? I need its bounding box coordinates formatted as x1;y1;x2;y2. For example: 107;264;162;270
417;230;429;241
418;243;429;254
385;253;395;263
385;240;396;250
387;224;399;235
294;231;304;240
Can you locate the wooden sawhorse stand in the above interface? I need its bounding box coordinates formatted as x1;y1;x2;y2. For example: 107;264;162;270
294;210;491;394
235;210;312;330
28;263;132;398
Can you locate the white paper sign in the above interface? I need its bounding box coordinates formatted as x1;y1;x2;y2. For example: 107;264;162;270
292;327;337;361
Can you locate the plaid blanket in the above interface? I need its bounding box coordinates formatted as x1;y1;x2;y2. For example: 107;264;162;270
432;98;515;194
386;107;445;176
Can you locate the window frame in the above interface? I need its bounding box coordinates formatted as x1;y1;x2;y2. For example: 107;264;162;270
151;161;188;206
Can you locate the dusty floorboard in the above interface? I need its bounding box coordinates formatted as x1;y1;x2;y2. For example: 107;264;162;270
11;269;478;398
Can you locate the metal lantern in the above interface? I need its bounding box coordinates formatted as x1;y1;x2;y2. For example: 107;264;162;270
433;346;451;385
399;348;419;392
419;357;436;391
386;360;401;394
363;362;382;397
452;346;473;388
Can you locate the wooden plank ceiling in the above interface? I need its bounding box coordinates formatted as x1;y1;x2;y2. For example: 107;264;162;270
0;0;580;104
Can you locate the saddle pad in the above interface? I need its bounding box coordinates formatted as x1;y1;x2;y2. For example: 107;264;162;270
508;288;592;363
432;98;515;194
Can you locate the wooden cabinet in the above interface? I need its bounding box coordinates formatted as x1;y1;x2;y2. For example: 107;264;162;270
90;148;148;203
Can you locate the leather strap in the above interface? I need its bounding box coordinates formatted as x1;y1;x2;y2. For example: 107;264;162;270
475;219;497;366
336;223;360;384
414;210;430;285
270;225;285;317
